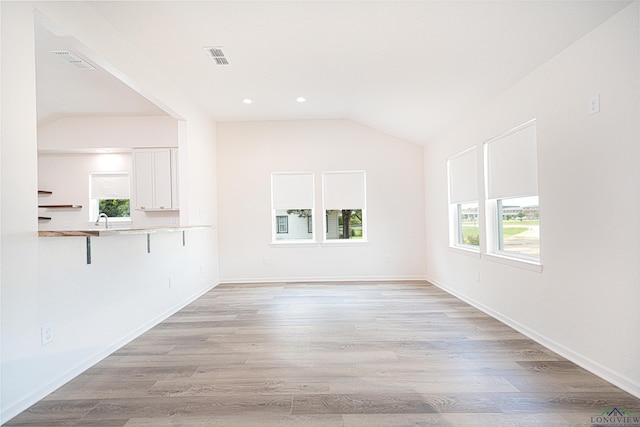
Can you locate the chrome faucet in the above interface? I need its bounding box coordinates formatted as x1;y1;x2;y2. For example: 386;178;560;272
95;213;109;229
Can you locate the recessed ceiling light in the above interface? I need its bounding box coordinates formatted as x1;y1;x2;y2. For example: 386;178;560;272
242;98;253;104
296;97;306;103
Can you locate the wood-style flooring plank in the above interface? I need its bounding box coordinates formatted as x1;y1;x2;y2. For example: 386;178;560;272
4;281;639;427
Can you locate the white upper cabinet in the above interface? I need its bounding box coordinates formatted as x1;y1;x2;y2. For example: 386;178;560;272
133;148;179;211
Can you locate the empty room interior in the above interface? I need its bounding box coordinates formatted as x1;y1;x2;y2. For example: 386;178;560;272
1;1;639;426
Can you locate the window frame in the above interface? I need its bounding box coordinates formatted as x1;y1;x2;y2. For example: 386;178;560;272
270;172;316;244
447;147;480;253
322;171;368;243
483;120;542;270
89;172;131;223
455;202;480;249
494;196;540;261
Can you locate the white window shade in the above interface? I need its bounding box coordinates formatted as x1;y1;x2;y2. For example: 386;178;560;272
448;147;478;204
90;173;130;199
272;172;314;209
323;171;366;210
485;121;538;200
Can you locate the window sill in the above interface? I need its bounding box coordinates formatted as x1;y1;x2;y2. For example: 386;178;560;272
483;252;542;272
270;241;318;248
321;240;369;247
449;245;481;258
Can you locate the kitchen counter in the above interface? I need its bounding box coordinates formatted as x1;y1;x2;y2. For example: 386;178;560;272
39;225;213;237
39;225;215;264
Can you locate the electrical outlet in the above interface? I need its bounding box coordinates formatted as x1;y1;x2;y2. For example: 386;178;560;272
63;220;71;228
169;276;175;288
385;254;391;263
41;325;53;345
588;95;600;115
263;257;270;265
475;271;480;282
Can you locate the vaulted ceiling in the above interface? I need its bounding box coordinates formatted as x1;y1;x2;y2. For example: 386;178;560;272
36;1;631;145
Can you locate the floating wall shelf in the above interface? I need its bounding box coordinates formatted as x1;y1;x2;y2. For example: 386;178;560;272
38;205;83;209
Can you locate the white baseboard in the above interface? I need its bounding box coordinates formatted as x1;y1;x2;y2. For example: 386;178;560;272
1;281;220;424
426;275;640;400
219;275;428;284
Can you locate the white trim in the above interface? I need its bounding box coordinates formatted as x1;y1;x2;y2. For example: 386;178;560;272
447;145;477;162
483;252;542;272
0;281;220;424
426;275;640;400
219;275;427;284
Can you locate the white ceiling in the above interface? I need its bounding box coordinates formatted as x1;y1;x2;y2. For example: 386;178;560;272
36;1;631;145
35;22;167;125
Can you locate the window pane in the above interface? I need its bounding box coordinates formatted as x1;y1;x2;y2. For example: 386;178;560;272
99;199;130;218
458;202;479;246
497;196;539;257
325;209;363;240
275;209;314;241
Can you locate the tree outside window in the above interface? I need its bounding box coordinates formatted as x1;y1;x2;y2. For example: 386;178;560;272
99;199;130;218
326;209;363;239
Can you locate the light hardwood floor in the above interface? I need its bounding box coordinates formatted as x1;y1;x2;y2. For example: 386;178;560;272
5;282;639;426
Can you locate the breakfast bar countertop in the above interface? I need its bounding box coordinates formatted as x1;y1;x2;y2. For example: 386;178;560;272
39;225;214;237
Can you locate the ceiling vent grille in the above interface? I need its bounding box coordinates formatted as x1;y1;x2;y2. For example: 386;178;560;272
204;46;230;66
50;50;95;70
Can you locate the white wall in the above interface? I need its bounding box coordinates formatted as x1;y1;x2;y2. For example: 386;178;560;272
424;3;640;397
38;116;178;151
1;2;219;422
217;119;426;282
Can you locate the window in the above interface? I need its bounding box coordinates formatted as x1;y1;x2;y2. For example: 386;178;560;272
271;172;315;242
448;147;479;249
89;173;131;221
496;196;540;257
458;202;479;246
322;171;366;241
485;120;540;262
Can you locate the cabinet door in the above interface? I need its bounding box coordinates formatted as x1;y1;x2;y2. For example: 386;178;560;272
133;150;153;210
153;149;172;209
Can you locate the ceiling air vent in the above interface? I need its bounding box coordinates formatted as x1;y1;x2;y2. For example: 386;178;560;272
204;46;230;66
50;50;95;70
